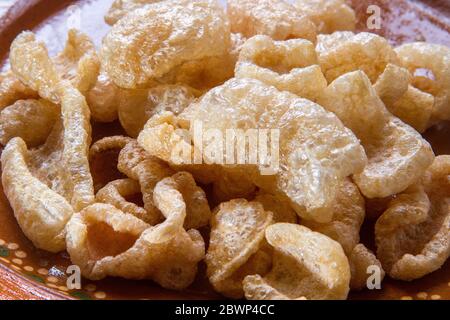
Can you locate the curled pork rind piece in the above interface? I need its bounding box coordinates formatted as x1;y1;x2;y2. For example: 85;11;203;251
294;0;356;34
101;0;231;88
227;0;316;42
349;244;385;291
316;32;399;83
66;203;205;290
118;140;175;225
395;43;450;126
0;71;37;110
243;224;350;300
156;172;211;230
302;178;365;255
105;0;160;25
118;84;200;138
235;35;327;101
10;32;95;211
375;156;450;281
139;78;367;223
318;71;434;198
87;70;122;123
206;199;273;299
1;138;73;252
0;99;59;147
96;179;149;222
373;63;410;107
54;29;100;95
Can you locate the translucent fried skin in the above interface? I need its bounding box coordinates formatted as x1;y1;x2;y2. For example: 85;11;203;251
96;179;149;222
105;0;161;25
0;99;59;147
87;70;121;123
349;244;385;291
101;0;231;88
206;199;273;299
293;0;356;34
0;71;37;110
118;140;175;225
395;43;450;126
54;29;100;95
1;138;74;252
243;224;350;300
89;136;133;161
375;156;450;281
139;78;366;223
235;35;327;101
316;32;399;83
10;32;94;211
66;203;205;290
318;71;434;198
302;178;365;255
227;0;317;42
254;192;297;224
118;85;199;138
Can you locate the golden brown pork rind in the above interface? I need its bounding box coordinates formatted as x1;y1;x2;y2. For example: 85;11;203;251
139;78;367;223
0;71;37;110
375;156;450;281
254;192;297;224
118;140;175;225
10;31;94;211
206;199;273;298
227;0;316;42
0;99;59;147
66;203;205;290
349;244;385;291
101;0;231;88
87;70;121;122
54;29;100;95
235;35;327;101
243;224;350;300
316;32;399;83
293;0;356;34
96;179;148;222
395;43;450;126
302;178;365;255
1;138;73;252
318;71;434;198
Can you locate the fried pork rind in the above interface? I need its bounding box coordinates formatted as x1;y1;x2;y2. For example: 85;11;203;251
227;0;316;42
206;199;273;298
235;35;327;101
66;203;205;289
0;99;59;147
243;224;350;300
105;0;160;25
254;192;297;224
302;178;365;255
294;0;356;34
375;156;450;281
349;244;385;291
373;63;410;107
89;136;133;161
54;29;100;95
118;85;199;138
118;140;175;224
316;32;399;83
139;78;367;223
212;173;256;204
96;179;148;221
1;138;73;252
157;172;211;230
87;70;121;123
101;0;231;88
318;71;434;198
395;43;450;125
10;32;94;211
0;71;37;110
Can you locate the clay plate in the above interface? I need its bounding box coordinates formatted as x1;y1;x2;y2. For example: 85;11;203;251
0;0;449;300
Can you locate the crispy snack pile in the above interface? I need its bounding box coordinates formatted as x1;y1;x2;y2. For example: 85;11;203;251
0;0;449;299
